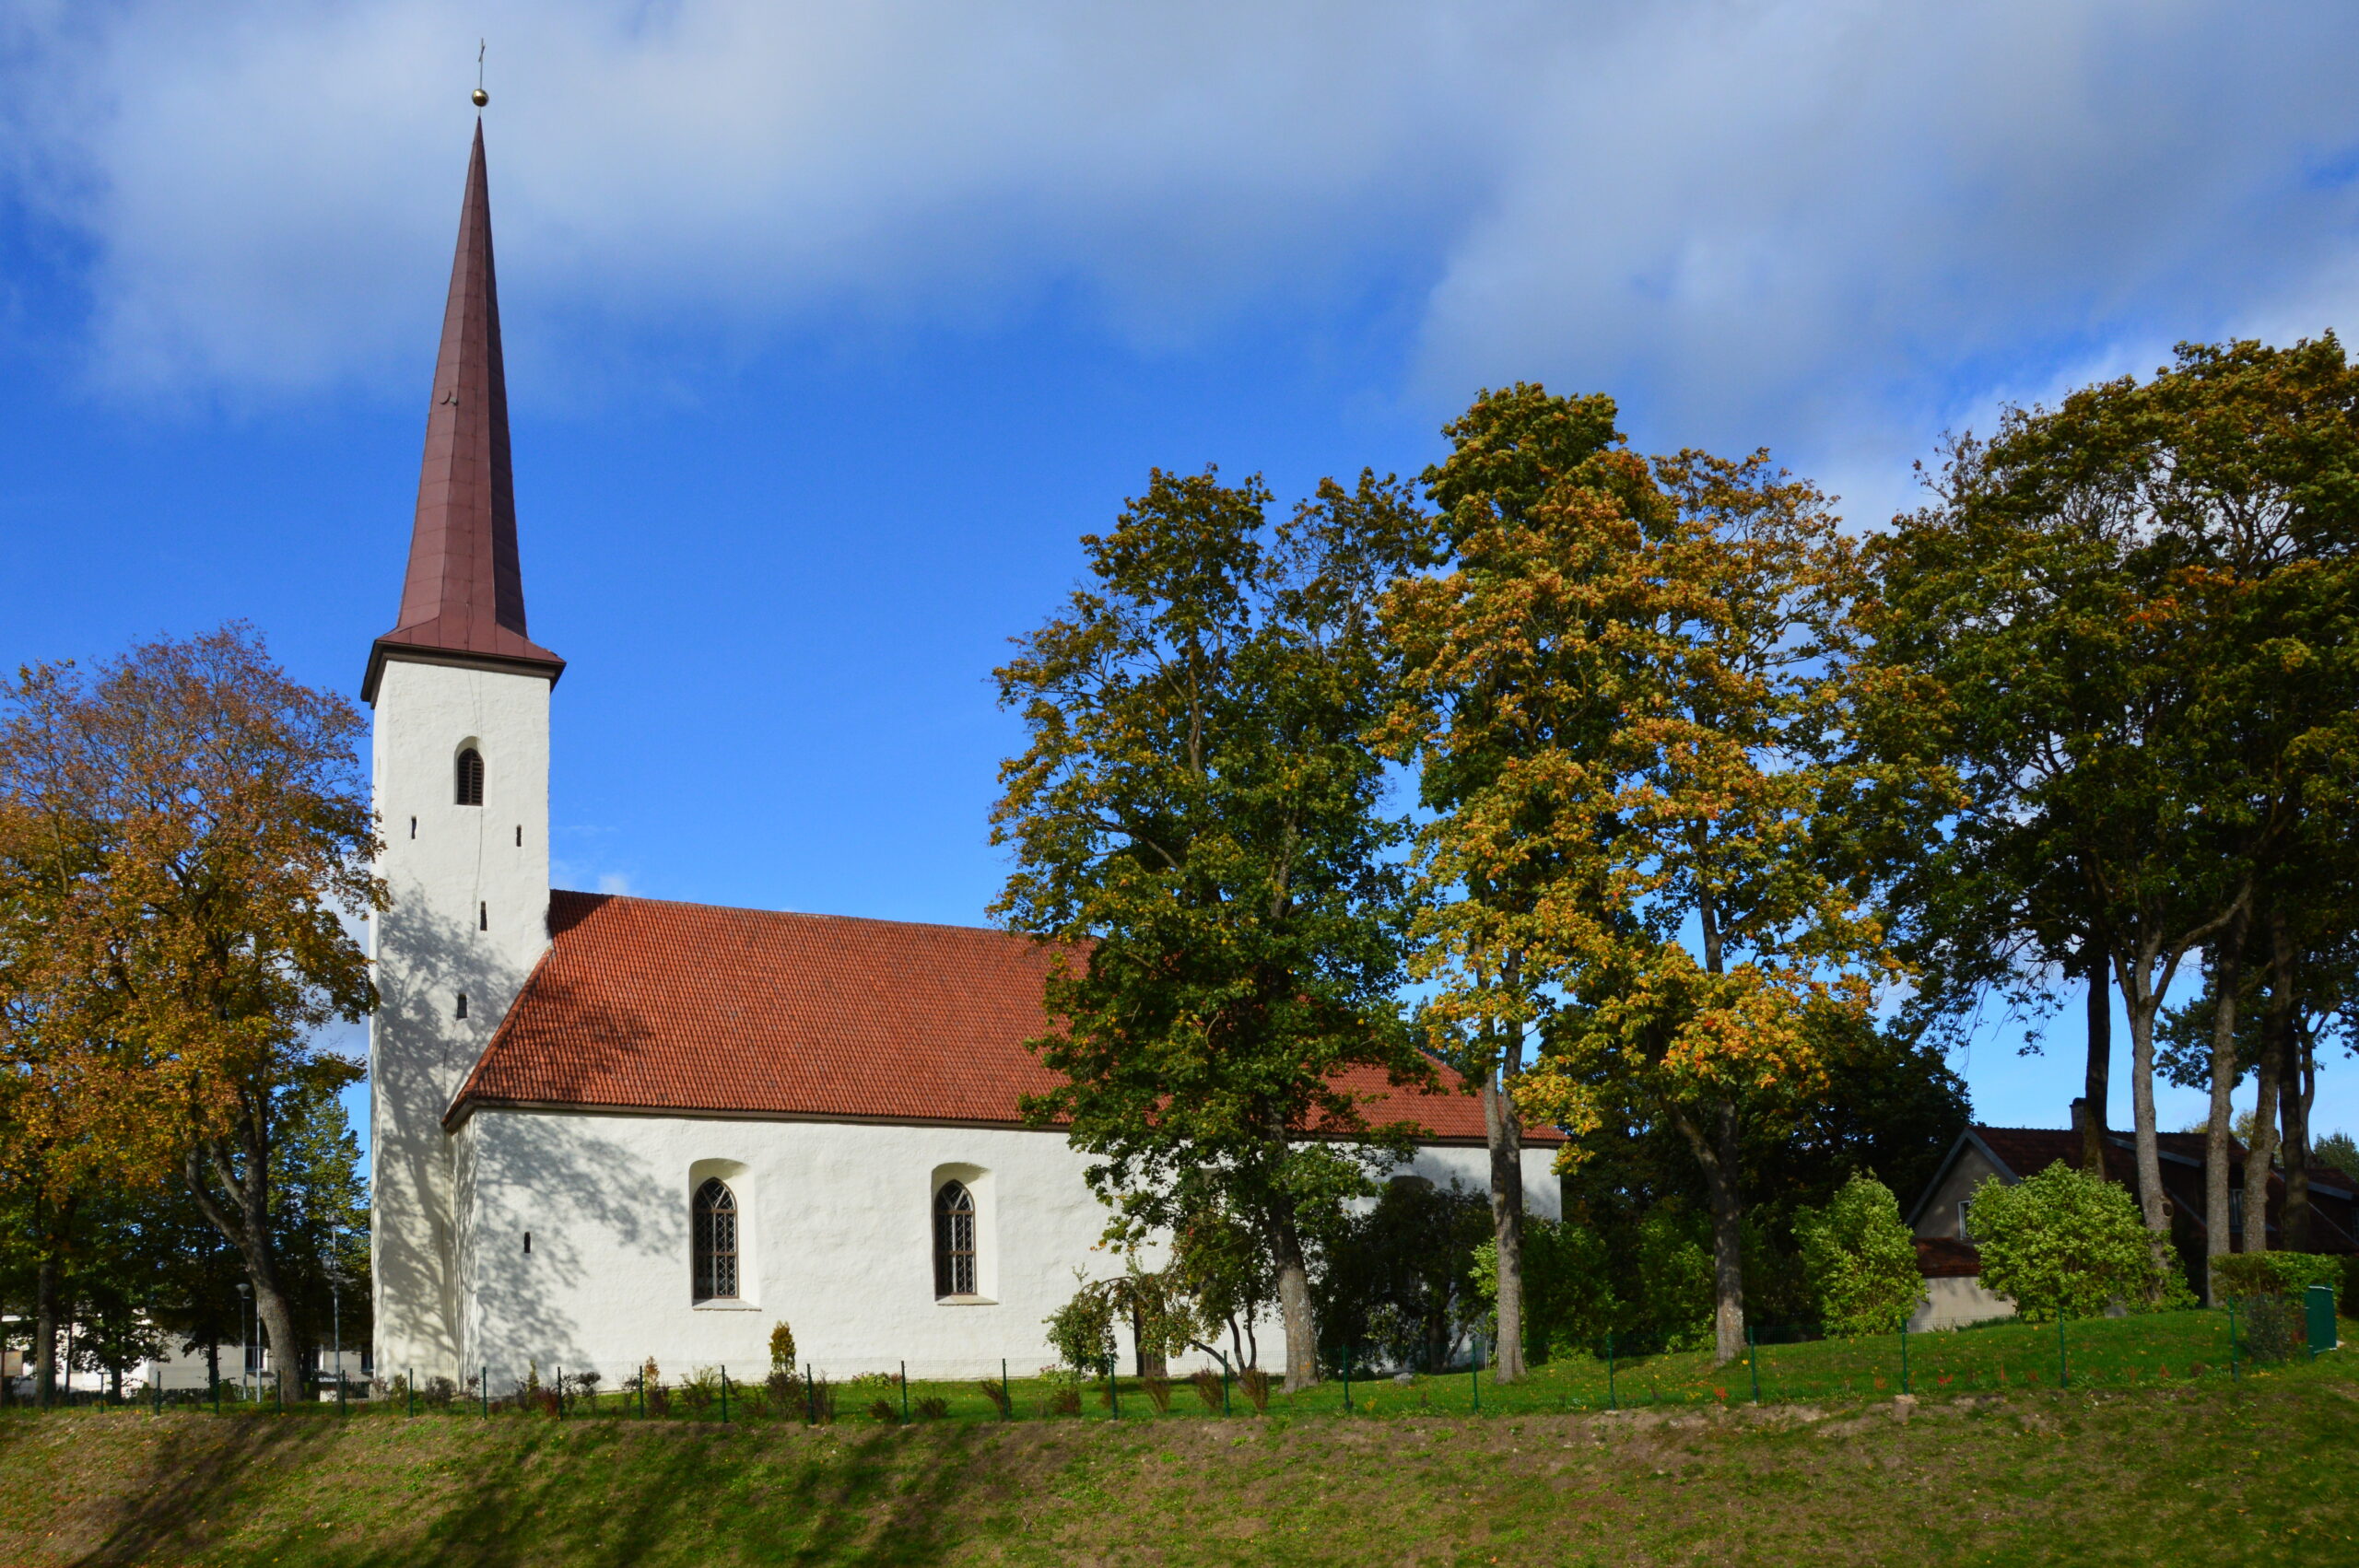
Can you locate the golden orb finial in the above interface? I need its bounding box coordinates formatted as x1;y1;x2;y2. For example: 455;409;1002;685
472;87;489;107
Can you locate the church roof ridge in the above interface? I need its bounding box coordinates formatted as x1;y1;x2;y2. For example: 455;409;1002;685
548;888;1040;942
364;119;563;703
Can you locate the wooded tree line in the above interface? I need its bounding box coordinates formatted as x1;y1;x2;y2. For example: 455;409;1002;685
0;629;378;1403
992;337;2359;1380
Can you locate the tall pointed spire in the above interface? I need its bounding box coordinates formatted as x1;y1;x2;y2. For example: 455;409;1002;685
364;120;563;703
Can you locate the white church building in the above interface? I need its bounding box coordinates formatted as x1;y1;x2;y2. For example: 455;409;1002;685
366;124;1562;1392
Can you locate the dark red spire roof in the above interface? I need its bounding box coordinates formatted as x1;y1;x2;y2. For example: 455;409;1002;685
363;120;563;703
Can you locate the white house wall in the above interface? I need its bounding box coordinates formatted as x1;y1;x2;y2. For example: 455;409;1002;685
455;1106;1560;1388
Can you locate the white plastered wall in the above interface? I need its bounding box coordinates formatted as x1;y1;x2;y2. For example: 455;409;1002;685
369;658;553;1383
452;1108;1562;1387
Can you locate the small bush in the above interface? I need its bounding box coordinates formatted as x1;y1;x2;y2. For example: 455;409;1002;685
1043;1386;1082;1418
678;1368;721;1412
867;1397;898;1423
1795;1172;1924;1335
422;1376;457;1409
769;1320;797;1372
976;1378;1012;1417
647;1383;671;1418
1969;1163;2191;1319
1140;1374;1174;1414
1238;1368;1271;1413
913;1396;949;1421
1045;1273;1121;1375
807;1376;837;1424
766;1368;798;1408
1190;1368;1224;1412
2241;1293;2306;1363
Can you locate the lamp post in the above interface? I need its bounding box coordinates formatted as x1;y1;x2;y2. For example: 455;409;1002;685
234;1282;252;1407
325;1258;344;1407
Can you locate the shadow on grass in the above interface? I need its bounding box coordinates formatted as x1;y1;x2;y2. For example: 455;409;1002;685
56;1412;1037;1568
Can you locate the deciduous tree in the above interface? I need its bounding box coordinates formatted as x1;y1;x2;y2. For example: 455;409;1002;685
994;468;1436;1390
1387;406;1904;1364
0;627;380;1399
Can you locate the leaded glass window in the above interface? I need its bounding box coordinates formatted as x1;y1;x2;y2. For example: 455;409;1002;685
934;1181;976;1297
693;1177;738;1301
455;747;485;805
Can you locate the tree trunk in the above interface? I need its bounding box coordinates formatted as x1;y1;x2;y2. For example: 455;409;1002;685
1483;1067;1529;1384
2262;907;2308;1252
1672;1098;1747;1365
2081;938;2111;1173
2201;909;2248;1303
1264;1197;1319;1392
184;1109;302;1405
32;1251;57;1410
2248;1033;2283;1258
2283;1030;2315;1252
2122;961;2172;1254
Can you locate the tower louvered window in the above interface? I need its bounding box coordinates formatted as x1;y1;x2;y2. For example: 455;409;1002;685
934;1181;976;1297
693;1178;739;1302
455;747;485;805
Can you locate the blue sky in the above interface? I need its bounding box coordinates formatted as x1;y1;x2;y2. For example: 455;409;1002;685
5;1;2358;1162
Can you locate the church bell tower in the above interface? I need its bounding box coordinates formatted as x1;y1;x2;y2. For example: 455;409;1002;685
365;120;562;1383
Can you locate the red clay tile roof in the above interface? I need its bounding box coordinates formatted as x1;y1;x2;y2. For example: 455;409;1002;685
364;122;561;703
447;891;1554;1144
1914;1236;1982;1279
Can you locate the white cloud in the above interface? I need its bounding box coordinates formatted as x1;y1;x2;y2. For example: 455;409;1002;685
6;0;2359;488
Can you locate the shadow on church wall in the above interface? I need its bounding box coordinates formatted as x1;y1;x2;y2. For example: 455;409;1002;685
371;898;533;1376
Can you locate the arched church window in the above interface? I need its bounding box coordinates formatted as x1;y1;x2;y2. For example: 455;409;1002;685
933;1181;976;1298
693;1177;739;1302
455;747;485;806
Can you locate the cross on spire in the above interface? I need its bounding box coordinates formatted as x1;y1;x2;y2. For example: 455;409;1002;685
364;121;563;703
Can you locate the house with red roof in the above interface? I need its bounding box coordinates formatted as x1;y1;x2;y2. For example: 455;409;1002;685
1904;1107;2359;1328
363;124;1559;1390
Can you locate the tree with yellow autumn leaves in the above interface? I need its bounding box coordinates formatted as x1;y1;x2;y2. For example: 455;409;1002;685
1382;389;1938;1364
0;627;379;1400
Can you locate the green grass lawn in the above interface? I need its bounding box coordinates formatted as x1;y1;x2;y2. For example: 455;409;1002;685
7;1319;2354;1566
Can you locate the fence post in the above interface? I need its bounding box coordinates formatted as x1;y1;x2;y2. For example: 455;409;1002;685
406;1368;415;1418
1606;1333;1616;1411
483;1367;489;1420
722;1366;729;1424
212;1375;219;1416
1342;1345;1351;1412
1222;1359;1231;1415
898;1361;909;1424
1747;1325;1760;1403
557;1365;564;1419
2229;1300;2239;1381
2058;1316;2069;1389
1003;1359;1012;1420
1900;1320;1910;1396
805;1363;816;1425
1106;1357;1120;1420
1471;1340;1481;1414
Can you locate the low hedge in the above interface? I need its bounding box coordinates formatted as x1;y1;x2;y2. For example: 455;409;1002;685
2209;1251;2347;1302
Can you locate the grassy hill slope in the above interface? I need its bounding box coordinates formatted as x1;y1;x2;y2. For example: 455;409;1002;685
6;1358;2355;1567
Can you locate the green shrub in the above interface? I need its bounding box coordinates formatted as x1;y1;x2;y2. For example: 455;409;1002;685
1628;1206;1717;1352
1473;1217;1614;1363
2212;1250;2344;1300
769;1320;797;1372
1044;1271;1121;1375
1968;1163;2193;1320
1794;1172;1923;1336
